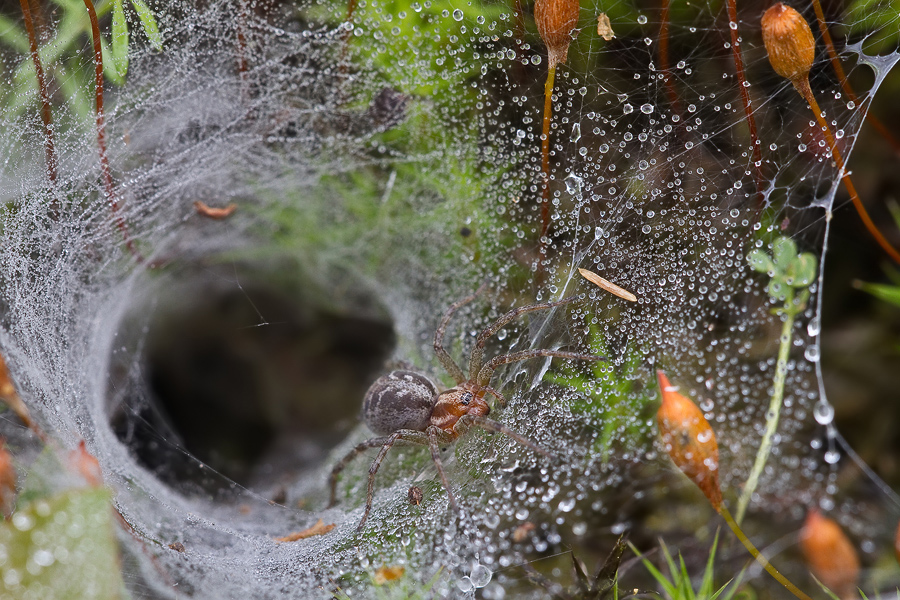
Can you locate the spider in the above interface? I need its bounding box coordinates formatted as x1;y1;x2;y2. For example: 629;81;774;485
327;289;605;530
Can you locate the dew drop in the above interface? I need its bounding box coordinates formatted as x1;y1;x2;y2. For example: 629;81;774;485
457;576;475;592
638;160;649;170
452;8;464;21
623;103;634;114
813;402;834;425
12;513;34;532
564;174;583;196
729;20;738;29
640;103;654;114
470;564;493;588
804;345;820;362
807;317;820;337
824;450;840;464
558;497;576;512
769;143;778;151
637;14;648;24
570;122;582;143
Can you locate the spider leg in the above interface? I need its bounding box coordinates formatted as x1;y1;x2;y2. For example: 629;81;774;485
477;349;606;387
483;385;507;405
434;285;487;384
468;296;580;381
426;426;459;513
470;415;554;459
358;430;429;531
328;436;395;508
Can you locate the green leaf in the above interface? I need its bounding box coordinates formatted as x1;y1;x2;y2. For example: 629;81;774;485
771;237;798;271
0;489;125;599
767;278;789;303
791;253;817;288
111;0;130;78
747;250;774;274
99;35;125;86
0;14;30;53
857;281;900;308
130;0;163;51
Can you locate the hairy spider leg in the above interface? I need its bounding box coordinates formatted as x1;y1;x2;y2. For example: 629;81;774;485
358;429;432;530
467;415;553;458
468;296;580;381
483;385;507;405
328;435;420;507
476;349;606;387
426;426;457;512
433;285;487;383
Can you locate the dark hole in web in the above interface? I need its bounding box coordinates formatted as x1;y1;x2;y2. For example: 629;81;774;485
108;263;395;498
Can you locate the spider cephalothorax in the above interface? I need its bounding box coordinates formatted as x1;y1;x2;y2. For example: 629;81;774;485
328;289;605;530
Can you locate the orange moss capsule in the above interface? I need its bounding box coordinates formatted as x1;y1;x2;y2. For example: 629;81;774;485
0;440;15;518
800;510;860;600
534;0;580;69
656;370;722;512
761;3;815;86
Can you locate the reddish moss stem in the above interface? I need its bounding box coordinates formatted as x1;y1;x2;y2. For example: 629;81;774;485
83;0;141;260
809;0;900;155
726;0;765;212
795;78;900;264
19;0;58;185
539;65;557;248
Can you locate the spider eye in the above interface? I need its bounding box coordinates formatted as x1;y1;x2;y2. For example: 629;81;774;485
460;392;473;405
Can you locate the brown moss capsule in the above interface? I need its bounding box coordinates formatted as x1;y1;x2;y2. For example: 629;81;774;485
535;0;581;69
656;370;722;512
800;510;859;599
761;3;815;86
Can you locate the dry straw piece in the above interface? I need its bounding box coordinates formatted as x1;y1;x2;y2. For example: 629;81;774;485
596;13;615;41
656;370;722;512
578;268;637;302
535;0;580;69
800;510;860;600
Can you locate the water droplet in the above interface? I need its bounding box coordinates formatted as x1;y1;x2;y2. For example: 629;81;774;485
641;224;651;234
558;497;576;512
769;143;778;151
798;143;807;152
847;100;856;109
32;549;54;567
804;345;820;362
564;174;583;196
452;8;464;21
623;103;634;114
729;20;738;29
12;513;34;532
637;14;648;24
570;122;581;143
814;403;834;425
470;564;493;587
638;160;649;170
824;450;840;464
640;103;654;114
457;576;475;592
807;317;820;337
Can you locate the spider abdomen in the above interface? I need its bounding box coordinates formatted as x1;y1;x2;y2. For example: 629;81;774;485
362;370;437;435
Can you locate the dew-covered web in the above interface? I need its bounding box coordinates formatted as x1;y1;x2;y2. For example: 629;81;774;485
0;0;898;596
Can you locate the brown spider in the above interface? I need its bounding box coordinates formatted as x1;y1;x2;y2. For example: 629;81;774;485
327;289;605;530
